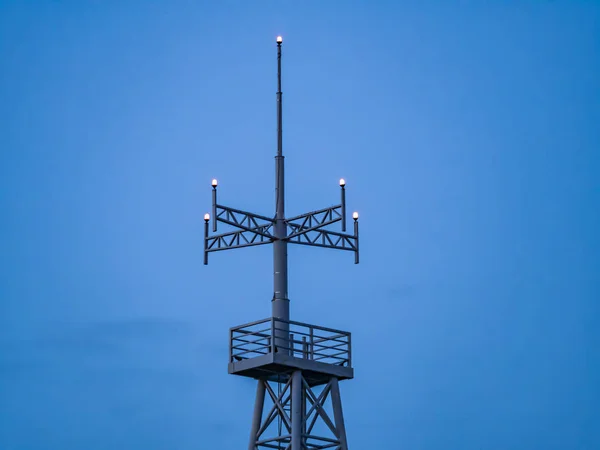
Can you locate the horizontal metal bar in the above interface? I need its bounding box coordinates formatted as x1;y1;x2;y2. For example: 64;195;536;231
233;349;269;358
310;344;348;354
232;348;269;356
231;345;269;353
272;332;348;347
231;335;270;345
215;204;275;223
256;435;292;446
232;325;271;334
315;342;349;350
309;347;348;358
270;330;348;348
314;336;348;345
207;225;271;241
301;440;338;449
231;342;270;352
285;204;341;222
273;318;350;336
311;351;347;361
315;349;348;359
312;332;348;344
301;441;339;450
231;328;271;338
206;230;271;249
279;337;347;353
231;348;270;356
290;227;354;240
255;442;290;450
286;239;356;252
311;357;346;365
230;318;271;331
303;435;340;444
231;336;271;347
206;239;272;253
272;338;348;351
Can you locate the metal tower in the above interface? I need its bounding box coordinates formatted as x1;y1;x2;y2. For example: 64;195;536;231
203;36;360;450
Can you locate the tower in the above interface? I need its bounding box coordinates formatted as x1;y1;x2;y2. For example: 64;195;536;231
203;36;360;450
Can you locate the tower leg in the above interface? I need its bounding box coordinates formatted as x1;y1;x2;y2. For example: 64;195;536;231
330;377;348;450
248;380;266;450
291;371;303;449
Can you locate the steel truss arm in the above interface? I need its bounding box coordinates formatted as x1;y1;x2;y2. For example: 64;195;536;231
204;205;275;264
284;205;342;239
285;227;357;252
216;204;275;239
284;204;359;263
206;224;274;253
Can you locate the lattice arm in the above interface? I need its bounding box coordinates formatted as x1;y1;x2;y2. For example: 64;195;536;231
215;204;275;239
285;225;359;264
205;182;276;265
204;221;274;264
286;227;355;251
284;205;342;239
283;181;360;263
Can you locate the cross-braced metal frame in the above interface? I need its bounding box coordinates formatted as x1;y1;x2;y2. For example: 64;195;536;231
249;374;348;450
203;36;360;450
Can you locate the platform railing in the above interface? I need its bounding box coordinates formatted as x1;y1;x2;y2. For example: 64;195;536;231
230;318;352;367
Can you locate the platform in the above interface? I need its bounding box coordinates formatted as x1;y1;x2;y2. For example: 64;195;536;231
228;317;353;387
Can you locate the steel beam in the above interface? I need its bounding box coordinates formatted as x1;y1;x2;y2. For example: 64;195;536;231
249;380;266;450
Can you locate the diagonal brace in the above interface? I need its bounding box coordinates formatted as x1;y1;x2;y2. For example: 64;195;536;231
286;228;357;252
216;204;275;239
303;378;339;439
285;205;342;239
206;228;273;252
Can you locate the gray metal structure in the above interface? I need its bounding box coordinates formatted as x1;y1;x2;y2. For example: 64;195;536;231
203;36;360;450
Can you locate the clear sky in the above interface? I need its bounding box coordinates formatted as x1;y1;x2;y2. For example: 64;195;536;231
1;1;598;449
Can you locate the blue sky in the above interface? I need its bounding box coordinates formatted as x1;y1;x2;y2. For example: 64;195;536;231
0;1;598;449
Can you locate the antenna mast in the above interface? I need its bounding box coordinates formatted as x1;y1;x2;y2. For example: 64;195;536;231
203;36;361;450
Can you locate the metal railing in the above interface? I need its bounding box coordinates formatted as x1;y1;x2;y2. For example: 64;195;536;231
230;318;352;367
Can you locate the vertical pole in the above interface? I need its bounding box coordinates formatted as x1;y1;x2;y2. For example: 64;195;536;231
248;380;266;450
229;328;233;363
291;370;302;450
204;218;209;265
212;186;217;232
353;218;359;265
301;373;306;437
309;328;314;360
302;336;307;359
330;378;348;450
270;318;275;354
347;333;352;367
341;185;346;232
273;37;290;353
